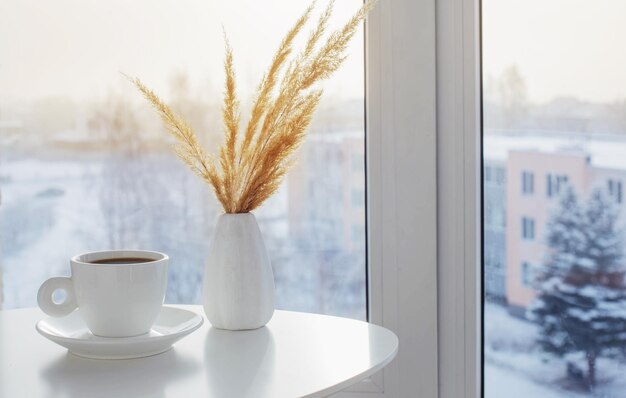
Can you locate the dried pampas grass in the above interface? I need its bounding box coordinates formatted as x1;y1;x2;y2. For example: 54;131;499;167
130;0;377;213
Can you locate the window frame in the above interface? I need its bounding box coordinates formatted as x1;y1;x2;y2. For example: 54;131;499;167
339;0;480;395
336;0;439;396
436;0;482;396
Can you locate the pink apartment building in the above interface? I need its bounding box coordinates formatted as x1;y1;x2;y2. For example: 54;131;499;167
486;133;626;316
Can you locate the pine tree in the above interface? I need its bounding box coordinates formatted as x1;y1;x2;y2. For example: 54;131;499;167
529;187;626;387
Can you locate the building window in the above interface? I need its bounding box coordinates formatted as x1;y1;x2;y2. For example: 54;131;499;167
521;171;534;195
608;179;623;204
485;166;492;182
521;217;535;240
546;173;568;198
521;262;534;287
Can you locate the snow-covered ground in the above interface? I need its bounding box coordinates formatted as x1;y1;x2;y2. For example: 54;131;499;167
0;158;105;307
485;364;584;398
0;154;365;319
485;302;626;397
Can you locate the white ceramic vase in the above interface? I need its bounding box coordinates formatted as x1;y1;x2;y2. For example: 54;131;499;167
203;213;275;330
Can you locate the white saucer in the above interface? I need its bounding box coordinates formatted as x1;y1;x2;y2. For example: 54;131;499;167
36;306;203;359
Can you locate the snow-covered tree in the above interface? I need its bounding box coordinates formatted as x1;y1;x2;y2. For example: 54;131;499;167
585;190;624;274
543;187;588;275
529;187;626;387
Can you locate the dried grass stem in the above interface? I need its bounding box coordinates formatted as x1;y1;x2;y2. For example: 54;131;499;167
131;0;377;213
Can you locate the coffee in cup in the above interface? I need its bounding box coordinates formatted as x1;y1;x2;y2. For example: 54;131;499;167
37;250;168;337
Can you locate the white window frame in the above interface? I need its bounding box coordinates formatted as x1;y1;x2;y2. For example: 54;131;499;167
336;0;481;396
435;0;481;396
336;0;439;396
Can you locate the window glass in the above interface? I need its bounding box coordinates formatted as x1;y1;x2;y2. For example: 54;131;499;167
351;188;364;207
521;217;534;241
521;171;534;195
521;262;534;288
0;0;367;320
547;174;568;198
608;179;623;204
484;0;626;395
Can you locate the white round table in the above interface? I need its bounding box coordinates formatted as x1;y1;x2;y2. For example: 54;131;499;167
0;305;398;398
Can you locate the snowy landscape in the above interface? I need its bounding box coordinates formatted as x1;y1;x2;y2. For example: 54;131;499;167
482;132;626;397
485;302;626;398
0;148;366;320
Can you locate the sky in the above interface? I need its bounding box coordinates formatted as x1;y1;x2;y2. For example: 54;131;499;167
483;0;626;104
3;0;625;107
0;0;364;105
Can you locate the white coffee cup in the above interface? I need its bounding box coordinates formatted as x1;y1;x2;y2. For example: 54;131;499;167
37;250;169;337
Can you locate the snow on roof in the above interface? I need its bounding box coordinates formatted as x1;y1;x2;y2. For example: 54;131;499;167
484;130;626;171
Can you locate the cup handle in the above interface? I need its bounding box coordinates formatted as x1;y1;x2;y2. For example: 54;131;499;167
37;277;77;317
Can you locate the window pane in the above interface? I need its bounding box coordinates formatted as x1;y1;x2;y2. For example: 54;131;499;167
483;0;626;396
0;0;366;320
